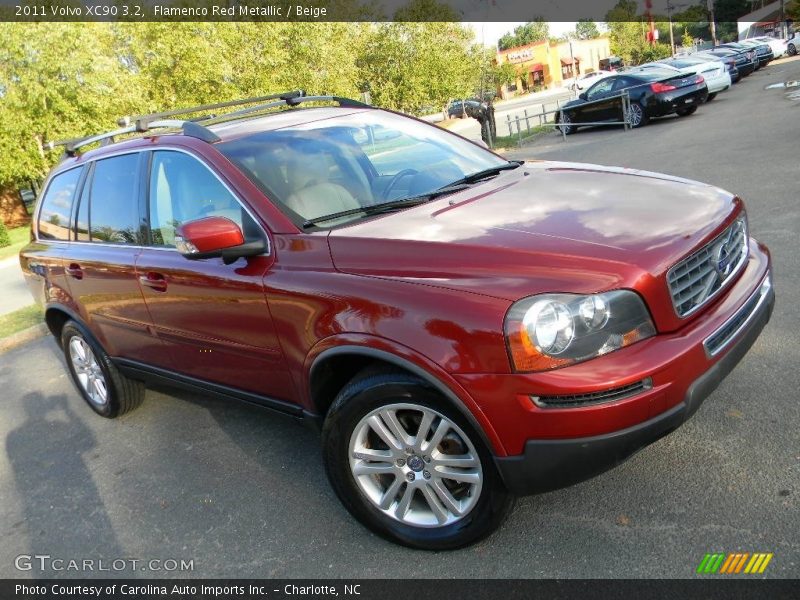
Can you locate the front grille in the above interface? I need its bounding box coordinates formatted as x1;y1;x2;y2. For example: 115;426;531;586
532;378;652;408
668;217;748;318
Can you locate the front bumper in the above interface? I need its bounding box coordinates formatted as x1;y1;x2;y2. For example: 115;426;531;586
452;240;772;495
492;269;773;495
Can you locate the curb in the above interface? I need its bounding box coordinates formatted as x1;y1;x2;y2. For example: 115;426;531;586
0;323;48;354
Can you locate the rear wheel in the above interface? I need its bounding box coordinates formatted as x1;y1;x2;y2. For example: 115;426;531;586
705;92;717;102
322;369;514;550
628;102;649;128
789;43;797;56
62;321;144;418
676;105;698;117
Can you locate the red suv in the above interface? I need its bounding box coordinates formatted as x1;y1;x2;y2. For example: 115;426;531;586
21;92;774;549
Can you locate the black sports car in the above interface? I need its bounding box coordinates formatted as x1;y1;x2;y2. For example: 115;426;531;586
556;68;708;134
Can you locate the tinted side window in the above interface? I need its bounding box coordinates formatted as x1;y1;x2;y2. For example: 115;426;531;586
148;151;255;247
587;77;616;98
38;168;82;241
88;154;141;244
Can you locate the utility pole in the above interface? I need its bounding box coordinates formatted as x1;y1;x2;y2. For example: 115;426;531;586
707;0;717;46
780;0;786;39
667;0;676;55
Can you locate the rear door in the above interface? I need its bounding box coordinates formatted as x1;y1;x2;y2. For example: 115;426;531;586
20;166;84;310
134;149;295;403
64;152;168;364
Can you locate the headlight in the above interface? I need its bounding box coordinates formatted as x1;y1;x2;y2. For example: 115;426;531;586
504;290;656;372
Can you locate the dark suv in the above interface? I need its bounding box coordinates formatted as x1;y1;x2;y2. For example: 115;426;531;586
21;91;774;550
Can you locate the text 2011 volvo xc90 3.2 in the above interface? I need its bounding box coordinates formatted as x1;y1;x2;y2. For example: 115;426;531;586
21;91;774;549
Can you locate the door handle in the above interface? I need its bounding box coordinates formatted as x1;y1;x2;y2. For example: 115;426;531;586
138;272;168;292
66;263;83;280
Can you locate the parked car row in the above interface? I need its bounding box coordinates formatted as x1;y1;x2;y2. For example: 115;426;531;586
556;37;779;135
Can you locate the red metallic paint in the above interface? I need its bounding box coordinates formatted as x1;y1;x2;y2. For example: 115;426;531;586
20;108;773;467
176;216;245;253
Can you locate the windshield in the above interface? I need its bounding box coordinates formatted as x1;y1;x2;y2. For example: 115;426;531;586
218;110;509;228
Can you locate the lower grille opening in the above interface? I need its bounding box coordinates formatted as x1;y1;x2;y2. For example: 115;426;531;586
532;378;653;409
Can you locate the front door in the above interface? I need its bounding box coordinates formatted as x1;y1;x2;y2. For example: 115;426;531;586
578;76;620;123
135;149;295;403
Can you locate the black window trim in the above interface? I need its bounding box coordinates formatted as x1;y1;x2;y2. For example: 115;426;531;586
36;146;270;257
34;164;85;243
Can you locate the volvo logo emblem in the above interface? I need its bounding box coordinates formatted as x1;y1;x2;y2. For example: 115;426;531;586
715;223;741;277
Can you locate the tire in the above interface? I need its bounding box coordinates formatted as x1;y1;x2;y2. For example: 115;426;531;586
706;92;717;102
61;320;144;418
676;105;698;117
556;111;576;135
322;369;514;550
789;43;796;56
628;102;649;128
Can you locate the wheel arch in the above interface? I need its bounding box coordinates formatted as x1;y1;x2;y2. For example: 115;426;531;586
307;344;506;456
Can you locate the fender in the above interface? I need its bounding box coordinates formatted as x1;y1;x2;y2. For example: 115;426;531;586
305;335;508;456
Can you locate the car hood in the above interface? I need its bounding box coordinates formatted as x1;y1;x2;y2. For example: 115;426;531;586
328;161;740;324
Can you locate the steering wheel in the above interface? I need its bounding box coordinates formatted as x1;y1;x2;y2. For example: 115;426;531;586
382;169;419;200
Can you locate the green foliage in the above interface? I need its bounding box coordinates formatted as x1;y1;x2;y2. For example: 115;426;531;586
0;221;10;248
682;28;695;48
360;22;479;114
498;20;550;51
605;0;674;65
575;19;601;40
0;21;483;187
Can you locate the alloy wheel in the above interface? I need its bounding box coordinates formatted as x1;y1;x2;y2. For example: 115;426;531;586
68;337;108;407
348;403;483;528
629;103;644;127
558;113;572;134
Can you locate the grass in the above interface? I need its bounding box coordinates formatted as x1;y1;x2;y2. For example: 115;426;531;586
493;125;549;149
0;304;43;338
0;225;31;260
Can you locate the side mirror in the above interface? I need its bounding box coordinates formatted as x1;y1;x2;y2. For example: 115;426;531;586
579;92;588;101
175;216;265;265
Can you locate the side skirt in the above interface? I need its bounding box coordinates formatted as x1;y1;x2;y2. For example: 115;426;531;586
113;358;306;421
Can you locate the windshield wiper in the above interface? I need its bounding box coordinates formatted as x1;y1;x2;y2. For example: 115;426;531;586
445;161;523;187
301;183;473;229
301;162;523;229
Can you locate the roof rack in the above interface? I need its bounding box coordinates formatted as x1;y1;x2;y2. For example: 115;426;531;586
43;90;370;158
217;95;369;121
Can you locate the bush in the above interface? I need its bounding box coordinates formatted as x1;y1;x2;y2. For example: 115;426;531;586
0;221;11;248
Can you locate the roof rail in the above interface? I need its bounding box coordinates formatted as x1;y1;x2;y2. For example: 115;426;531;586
43;90;370;157
117;90;306;128
216;95;369;122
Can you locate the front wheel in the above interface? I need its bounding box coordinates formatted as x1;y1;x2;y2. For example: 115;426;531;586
557;111;576;135
628;102;649;128
676;105;698;116
322;370;514;550
789;43;797;56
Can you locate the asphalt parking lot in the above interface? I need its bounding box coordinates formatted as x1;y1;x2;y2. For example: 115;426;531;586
1;57;798;580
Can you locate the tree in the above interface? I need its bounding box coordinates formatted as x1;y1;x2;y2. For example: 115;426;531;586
358;22;479;114
497;20;549;51
575;19;600;40
605;0;672;64
682;28;694;49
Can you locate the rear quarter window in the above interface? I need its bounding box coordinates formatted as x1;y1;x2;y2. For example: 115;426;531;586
86;153;142;244
37;167;83;241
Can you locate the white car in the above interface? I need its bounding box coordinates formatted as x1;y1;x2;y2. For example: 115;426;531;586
746;36;787;58
788;33;799;56
569;70;613;91
650;58;732;100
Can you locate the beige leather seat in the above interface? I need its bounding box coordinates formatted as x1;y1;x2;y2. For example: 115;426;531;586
284;154;361;220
